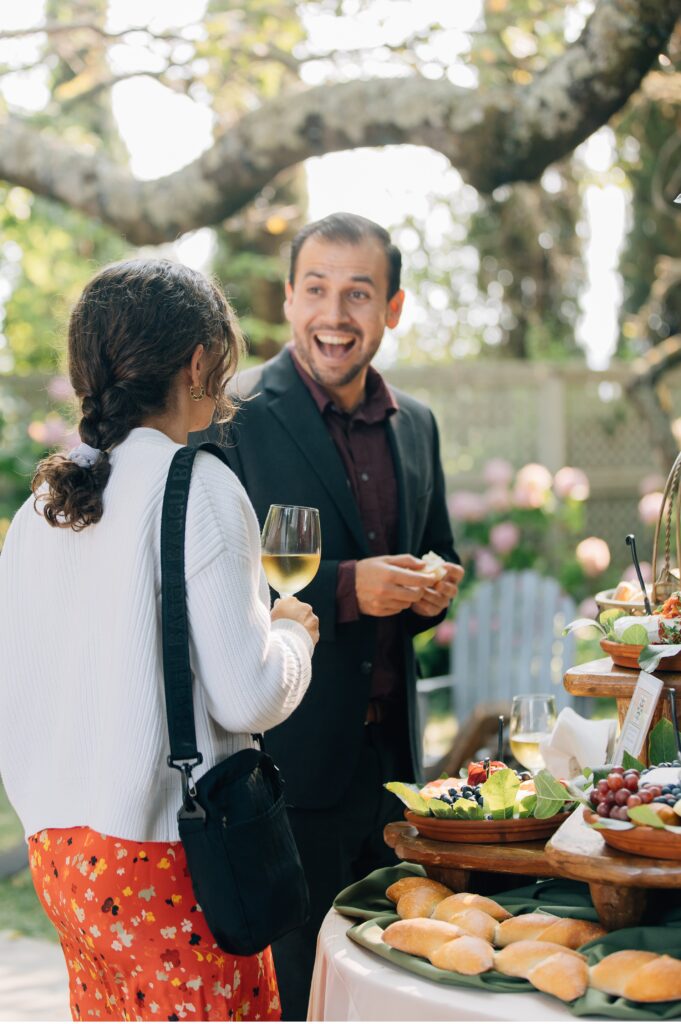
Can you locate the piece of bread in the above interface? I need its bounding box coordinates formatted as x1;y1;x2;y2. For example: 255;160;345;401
386;876;452;905
397;887;449;920
431;906;497;943
431;892;512;923
382;918;464;959
589;950;659;997
494;940;586;979
526;951;589;1001
621;955;681;1003
429;935;495;975
534;917;607;950
420;550;447;582
494;912;560;946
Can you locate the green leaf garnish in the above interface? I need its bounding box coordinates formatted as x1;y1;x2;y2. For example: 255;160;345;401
533;770;572;819
649;718;679;765
563;617;605;637
450;798;484;820
517;793;537;818
428;798;458;819
627;805;666;829
639;644;681;672
599;609;626;627
588;817;634;831
384;782;429;815
620;624;649;646
622;751;646;772
480;768;519;819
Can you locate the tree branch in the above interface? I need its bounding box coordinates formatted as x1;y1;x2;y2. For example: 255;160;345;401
0;0;678;244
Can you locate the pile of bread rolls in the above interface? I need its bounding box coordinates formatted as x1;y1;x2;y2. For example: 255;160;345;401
382;877;681;1003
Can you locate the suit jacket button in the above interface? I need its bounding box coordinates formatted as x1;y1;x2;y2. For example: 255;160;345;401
360;661;373;675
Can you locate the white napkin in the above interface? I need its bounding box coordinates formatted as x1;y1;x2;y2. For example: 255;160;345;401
539;707;617;779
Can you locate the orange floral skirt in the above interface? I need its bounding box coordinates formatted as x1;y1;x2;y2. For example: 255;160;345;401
28;828;281;1022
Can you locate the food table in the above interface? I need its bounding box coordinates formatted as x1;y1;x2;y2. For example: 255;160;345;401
307;908;577;1021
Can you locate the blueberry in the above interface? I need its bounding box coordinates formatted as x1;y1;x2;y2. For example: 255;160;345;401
448;788;458;798
485;814;493;820
662;787;672;795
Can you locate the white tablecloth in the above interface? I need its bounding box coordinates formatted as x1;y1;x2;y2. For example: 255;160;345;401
308;910;588;1022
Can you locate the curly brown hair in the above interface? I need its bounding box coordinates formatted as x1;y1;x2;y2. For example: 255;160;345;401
32;258;244;531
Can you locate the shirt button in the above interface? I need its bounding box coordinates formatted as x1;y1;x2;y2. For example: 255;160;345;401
360;660;373;675
360;472;370;482
368;530;376;541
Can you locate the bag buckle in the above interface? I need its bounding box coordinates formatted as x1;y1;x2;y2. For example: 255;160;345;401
167;755;206;820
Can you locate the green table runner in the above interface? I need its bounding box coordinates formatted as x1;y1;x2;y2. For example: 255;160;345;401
335;864;681;1019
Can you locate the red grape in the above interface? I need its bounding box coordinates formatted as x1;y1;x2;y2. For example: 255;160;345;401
627;794;642;807
607;773;625;791
614;789;630;806
596;802;610;817
614;807;630;820
590;789;601;807
623;775;639;792
597;779;610;796
639;790;653;804
611;766;624;774
646;786;662;799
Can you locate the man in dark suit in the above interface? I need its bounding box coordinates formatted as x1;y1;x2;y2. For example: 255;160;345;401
200;212;463;1019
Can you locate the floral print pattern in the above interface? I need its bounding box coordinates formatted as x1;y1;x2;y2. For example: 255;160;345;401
28;828;281;1022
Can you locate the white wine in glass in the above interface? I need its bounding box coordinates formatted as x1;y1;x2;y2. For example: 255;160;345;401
509;694;557;774
261;505;321;597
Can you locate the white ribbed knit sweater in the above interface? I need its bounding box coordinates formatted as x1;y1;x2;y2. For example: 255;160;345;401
0;428;312;842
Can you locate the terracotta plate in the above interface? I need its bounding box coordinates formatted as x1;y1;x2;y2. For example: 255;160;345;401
599;638;681;671
583;808;681;860
404;809;570;843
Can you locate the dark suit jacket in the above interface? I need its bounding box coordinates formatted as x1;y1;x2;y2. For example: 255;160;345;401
195;349;458;809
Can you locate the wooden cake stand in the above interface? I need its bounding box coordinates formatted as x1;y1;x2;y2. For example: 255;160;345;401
545;808;681;930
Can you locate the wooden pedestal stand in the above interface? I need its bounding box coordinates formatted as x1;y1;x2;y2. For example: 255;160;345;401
545;809;681;930
564;656;681;763
383;820;557;894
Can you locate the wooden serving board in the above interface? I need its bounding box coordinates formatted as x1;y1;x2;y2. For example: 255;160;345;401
600;638;681;671
582;807;681;860
404;810;569;844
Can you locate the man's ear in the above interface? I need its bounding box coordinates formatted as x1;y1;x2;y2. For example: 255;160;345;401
283;280;294;323
386;289;405;329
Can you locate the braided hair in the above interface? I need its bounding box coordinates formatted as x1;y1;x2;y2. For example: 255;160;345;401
32;258;244;530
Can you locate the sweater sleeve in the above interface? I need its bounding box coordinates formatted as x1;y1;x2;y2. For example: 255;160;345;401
182;453;313;734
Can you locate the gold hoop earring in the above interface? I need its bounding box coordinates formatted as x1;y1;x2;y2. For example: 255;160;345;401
189;384;205;402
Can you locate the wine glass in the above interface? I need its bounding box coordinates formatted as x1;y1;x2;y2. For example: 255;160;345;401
509;694;557;774
261;505;321;597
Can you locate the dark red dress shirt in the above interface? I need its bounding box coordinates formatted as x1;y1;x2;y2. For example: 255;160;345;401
289;347;404;703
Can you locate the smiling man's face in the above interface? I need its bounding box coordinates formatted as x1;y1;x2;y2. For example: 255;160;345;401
284;235;404;411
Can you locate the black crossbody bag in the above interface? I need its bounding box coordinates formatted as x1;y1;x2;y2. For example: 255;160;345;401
161;442;309;956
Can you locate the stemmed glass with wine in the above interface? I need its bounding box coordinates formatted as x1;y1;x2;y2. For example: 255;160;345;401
261;505;321;597
509;694;557;774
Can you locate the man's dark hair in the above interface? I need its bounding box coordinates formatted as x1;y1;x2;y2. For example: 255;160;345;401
288;212;402;299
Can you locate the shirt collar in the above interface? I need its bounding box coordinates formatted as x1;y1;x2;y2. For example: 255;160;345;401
288;344;398;424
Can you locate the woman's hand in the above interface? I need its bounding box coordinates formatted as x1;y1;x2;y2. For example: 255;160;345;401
271;596;320;646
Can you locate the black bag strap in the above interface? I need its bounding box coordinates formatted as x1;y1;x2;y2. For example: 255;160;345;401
161;442;233;769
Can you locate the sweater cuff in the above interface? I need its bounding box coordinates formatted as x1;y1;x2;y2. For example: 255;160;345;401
271;618;315;657
336;560;360;623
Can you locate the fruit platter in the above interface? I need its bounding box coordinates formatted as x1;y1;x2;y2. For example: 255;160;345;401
386;760;574;843
565;591;681;672
572;719;681;858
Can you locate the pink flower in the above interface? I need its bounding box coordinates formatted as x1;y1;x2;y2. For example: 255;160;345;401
513;463;553;509
483;458;514;487
576;536;611;577
475;547;502;579
489;521;520;555
47;375;75;402
448;491;487;522
435;620;456;646
553;466;590;502
578;597;599;619
27;416;71;447
639;473;665;497
485;486;512;513
622;561;652;584
638;491;664;526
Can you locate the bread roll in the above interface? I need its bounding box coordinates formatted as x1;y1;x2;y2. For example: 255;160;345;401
432;906;497;943
535;917;607;950
526;951;589;1001
429;935;495;975
589;949;659;997
494;940;586;978
431;892;512;923
397;887;447;920
621;954;681;1003
382;918;464;959
386;876;452;905
494;912;560;946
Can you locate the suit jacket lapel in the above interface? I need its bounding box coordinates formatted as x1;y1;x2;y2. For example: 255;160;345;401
264;352;369;554
386;404;418;552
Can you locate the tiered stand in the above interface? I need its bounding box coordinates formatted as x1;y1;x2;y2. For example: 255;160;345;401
384;655;681;929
